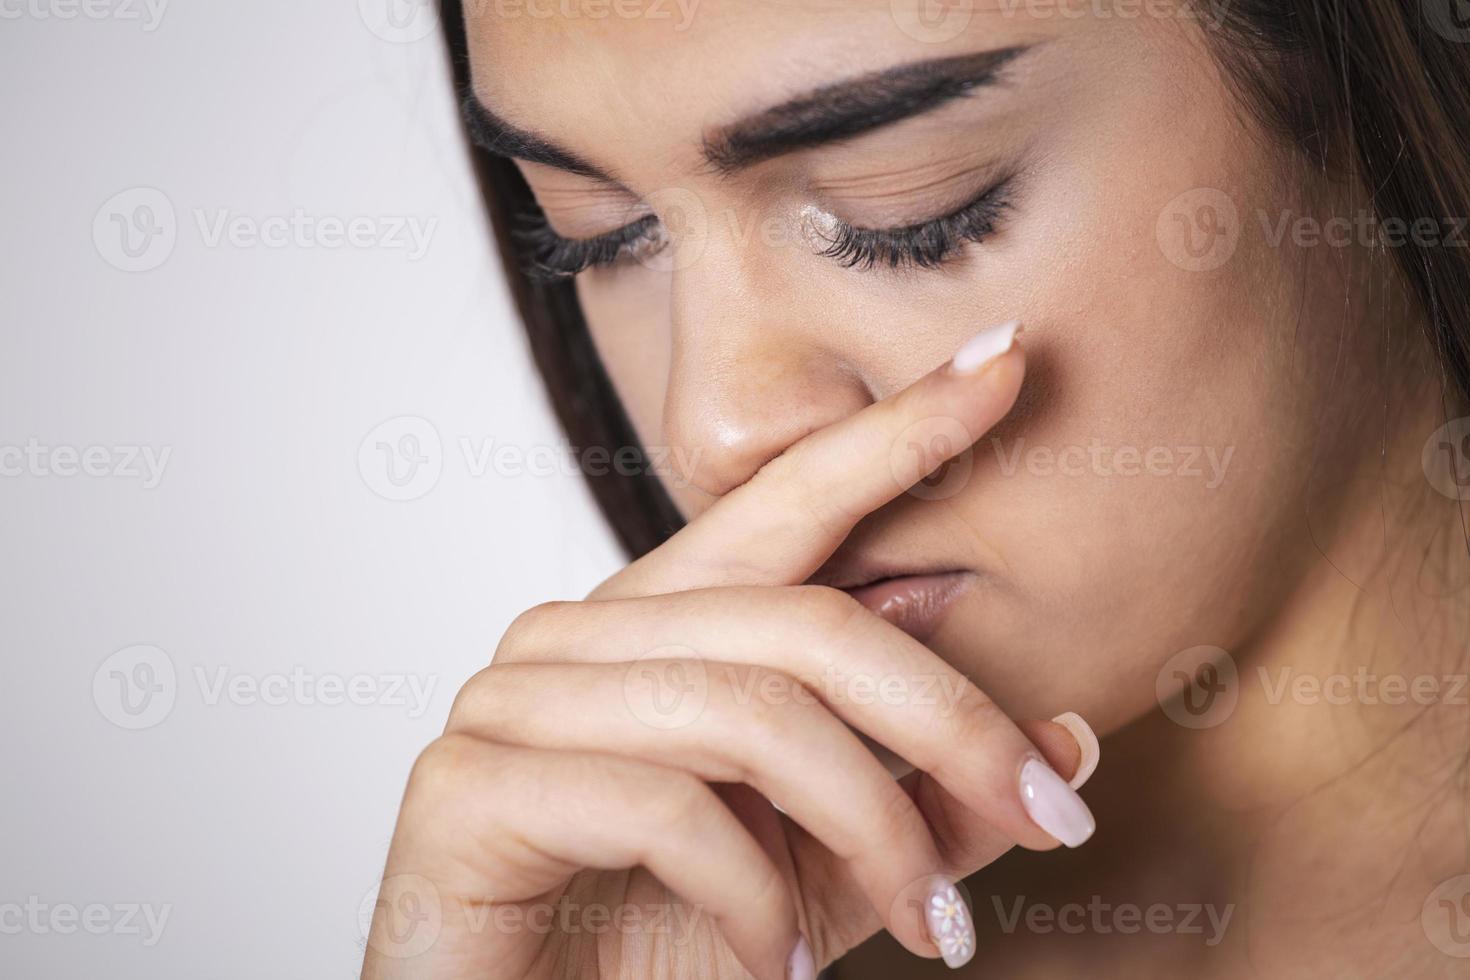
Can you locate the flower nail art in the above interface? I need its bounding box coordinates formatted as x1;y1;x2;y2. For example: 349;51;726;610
926;879;975;968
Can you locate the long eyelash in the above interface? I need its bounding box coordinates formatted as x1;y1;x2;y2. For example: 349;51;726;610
816;180;1013;271
512;208;663;282
512;178;1011;280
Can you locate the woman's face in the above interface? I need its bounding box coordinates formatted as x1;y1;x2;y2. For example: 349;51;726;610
466;3;1392;732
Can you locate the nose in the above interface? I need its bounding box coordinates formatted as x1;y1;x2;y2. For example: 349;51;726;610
660;243;873;505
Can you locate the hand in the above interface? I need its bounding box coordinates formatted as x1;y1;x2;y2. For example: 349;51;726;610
362;322;1100;979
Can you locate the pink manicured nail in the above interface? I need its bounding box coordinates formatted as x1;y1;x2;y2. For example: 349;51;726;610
1051;711;1100;789
950;319;1022;374
787;936;815;980
924;877;975;969
1019;757;1096;847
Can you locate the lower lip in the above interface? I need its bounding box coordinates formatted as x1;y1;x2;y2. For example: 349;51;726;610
843;572;973;642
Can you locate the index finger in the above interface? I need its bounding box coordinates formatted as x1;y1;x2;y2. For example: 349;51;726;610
593;319;1025;601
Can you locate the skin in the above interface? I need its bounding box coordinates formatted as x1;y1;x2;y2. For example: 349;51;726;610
366;2;1470;977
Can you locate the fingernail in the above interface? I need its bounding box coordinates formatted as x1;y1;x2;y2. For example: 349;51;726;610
924;876;975;969
1019;756;1096;847
787;935;816;980
950;319;1022;374
1051;711;1100;789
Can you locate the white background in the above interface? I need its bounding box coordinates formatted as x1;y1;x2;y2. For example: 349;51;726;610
0;2;624;976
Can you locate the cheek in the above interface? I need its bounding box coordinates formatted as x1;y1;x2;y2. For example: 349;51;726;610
575;269;674;453
946;72;1361;722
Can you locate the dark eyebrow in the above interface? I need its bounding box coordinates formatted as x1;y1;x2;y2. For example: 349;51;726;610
461;46;1031;182
460;92;616;182
702;46;1031;174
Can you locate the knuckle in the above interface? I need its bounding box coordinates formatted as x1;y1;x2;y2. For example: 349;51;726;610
406;733;488;809
692;664;810;784
444;663;512;733
781;584;867;637
727;665;800;738
494;601;570;663
792;483;858;539
749;442;802;489
751;449;854;538
643;769;715;833
940;683;1008;765
862;781;925;859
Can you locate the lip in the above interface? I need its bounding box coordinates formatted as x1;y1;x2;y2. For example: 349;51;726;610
840;571;974;642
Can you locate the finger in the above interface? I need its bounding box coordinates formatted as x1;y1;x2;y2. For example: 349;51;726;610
778;715;1101;966
375;734;804;980
494;585;1096;854
911;717;1096;872
447;660;956;959
592;320;1024;601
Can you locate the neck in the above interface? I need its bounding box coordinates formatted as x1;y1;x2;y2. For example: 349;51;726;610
1106;388;1470;971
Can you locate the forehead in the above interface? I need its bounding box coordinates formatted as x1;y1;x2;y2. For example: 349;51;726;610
463;0;1076;179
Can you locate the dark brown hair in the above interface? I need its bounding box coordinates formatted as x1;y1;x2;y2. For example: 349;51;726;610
439;0;1470;558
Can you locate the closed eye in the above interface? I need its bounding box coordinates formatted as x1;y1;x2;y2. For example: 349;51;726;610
813;176;1014;271
514;210;665;281
515;175;1013;280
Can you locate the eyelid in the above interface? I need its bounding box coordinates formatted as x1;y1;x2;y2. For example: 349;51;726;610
810;175;1016;271
517;166;1017;279
813;156;1012;227
514;208;664;281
